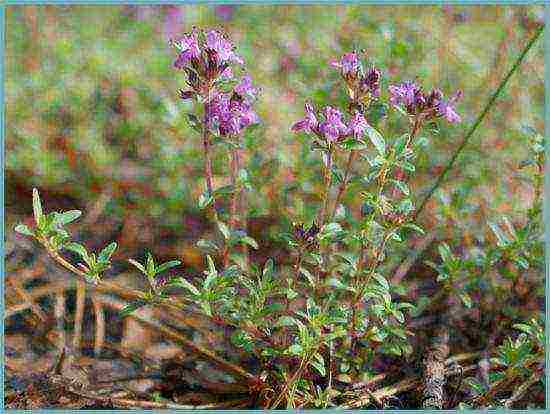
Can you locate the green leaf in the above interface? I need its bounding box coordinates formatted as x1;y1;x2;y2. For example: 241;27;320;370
311;353;326;377
64;242;88;259
170;277;200;296
300;267;316;287
397;198;414;215
391;180;409;196
241;236;259;250
392;134;408;155
319;222;343;240
276;316;298;327
393;104;408;118
401;223;425;235
489;222;509;247
263;259;274;279
98;242;117;263
206;255;218;276
119;300;148;317
15;224;34;236
230;330;254;352
54;210;82;225
203;272;217;290
365;125;386;156
392;310;405;323
217;221;231;240
438;243;453;262
286;344;303;356
128;258;146;274
157;260;181;274
459;292;472;308
186;113;202;133
340;138;368;151
146;253;155;276
515;257;529;270
199;301;212;316
372;273;389;290
401;161;415;172
513;323;532;335
32;188;43;226
196;239;219;252
327;278;353;292
198;192;214;209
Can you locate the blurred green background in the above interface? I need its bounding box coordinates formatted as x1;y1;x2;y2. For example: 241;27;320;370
5;4;544;268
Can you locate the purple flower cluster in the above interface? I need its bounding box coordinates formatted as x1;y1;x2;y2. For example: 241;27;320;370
291;102;369;144
206;75;259;136
389;81;462;123
172;28;259;137
330;51;381;103
330;52;360;76
172;28;245;98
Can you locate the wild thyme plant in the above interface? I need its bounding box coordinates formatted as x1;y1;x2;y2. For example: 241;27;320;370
16;29;472;408
427;128;545;407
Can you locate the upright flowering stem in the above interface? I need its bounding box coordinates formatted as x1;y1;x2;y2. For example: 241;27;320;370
223;143;240;267
318;147;333;226
392;116;423;197
331;149;357;221
202;88;215;203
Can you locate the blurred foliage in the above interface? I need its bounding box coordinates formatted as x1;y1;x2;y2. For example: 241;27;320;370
5;4;544;247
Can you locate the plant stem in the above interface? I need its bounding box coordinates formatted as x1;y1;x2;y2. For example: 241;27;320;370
223;143;240;267
317;148;333;227
415;24;544;220
331;150;357;221
202;84;215;201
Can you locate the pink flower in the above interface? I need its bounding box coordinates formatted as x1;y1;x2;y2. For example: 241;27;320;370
173;30;200;69
348;111;369;137
291;102;318;134
330;52;360;76
206;30;244;65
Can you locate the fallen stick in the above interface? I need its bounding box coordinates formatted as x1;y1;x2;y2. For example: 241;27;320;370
342;353;479;409
95;294;259;387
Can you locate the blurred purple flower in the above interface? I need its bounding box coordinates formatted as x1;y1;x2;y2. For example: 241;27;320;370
436;90;462;123
330;52;360;76
291;102;318;134
215;5;235;21
319;106;348;142
361;67;381;97
388;81;422;109
163;6;184;41
206;30;244;65
207;92;259;136
348;111;369;137
235;75;258;101
173;30;201;69
389;81;462;123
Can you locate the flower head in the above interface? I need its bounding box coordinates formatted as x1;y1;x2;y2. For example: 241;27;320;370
348;111;369;137
291;102;318;134
172;27;245;86
173;30;201;69
360;67;381;97
435;90;462;123
388;81;422;111
389;81;462;123
207;91;259;136
319;106;348;142
293;222;320;250
330;52;360;77
234;75;258;102
205;30;244;65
